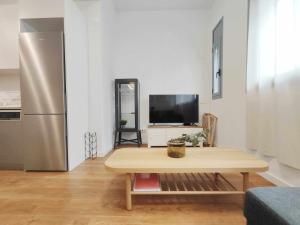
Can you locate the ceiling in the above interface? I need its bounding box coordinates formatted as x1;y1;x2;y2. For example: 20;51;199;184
112;0;214;12
0;0;18;5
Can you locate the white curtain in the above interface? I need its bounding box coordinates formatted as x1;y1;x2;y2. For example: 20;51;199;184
247;0;300;169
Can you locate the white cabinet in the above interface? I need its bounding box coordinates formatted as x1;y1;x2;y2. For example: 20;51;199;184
148;129;165;146
147;126;203;147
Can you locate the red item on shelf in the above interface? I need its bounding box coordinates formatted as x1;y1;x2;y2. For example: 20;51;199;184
133;173;161;192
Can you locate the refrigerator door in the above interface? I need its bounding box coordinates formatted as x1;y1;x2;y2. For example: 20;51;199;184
20;32;65;114
23;115;67;171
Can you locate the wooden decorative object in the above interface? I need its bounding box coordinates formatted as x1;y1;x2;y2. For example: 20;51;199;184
202;113;218;147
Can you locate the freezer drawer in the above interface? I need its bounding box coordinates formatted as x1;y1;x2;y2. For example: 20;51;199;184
20;32;65;114
23;115;67;171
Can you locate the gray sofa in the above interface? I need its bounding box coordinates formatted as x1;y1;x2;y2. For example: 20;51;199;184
244;187;300;225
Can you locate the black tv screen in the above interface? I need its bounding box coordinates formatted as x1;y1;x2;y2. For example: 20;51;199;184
149;95;199;124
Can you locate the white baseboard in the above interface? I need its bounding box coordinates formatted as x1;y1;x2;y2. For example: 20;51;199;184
259;171;294;187
98;148;113;157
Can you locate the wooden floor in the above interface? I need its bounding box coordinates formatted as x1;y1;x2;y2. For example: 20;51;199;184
0;153;274;225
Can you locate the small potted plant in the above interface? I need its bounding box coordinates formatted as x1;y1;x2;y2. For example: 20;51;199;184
182;129;208;147
167;137;186;158
120;119;127;128
167;130;209;158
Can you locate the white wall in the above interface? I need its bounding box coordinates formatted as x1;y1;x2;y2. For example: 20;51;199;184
0;1;19;69
210;0;248;149
113;10;211;142
92;0;116;156
77;0;116;156
64;0;89;170
18;0;64;18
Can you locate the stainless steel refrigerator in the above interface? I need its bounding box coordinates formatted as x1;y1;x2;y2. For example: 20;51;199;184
20;32;68;171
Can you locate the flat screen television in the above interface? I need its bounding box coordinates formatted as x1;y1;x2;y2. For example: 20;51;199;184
149;94;199;124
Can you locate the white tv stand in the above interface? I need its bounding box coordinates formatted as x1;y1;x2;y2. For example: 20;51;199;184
147;125;203;147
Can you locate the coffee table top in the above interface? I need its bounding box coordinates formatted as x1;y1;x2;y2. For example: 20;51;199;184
105;148;268;173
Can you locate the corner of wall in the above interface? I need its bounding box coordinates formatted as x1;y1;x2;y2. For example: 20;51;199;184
64;0;89;171
210;0;248;149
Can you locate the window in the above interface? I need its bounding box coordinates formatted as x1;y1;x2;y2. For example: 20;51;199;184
212;18;223;99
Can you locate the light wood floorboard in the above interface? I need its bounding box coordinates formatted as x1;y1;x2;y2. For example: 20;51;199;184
0;152;274;225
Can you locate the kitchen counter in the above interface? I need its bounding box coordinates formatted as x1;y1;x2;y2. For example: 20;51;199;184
0;107;21;110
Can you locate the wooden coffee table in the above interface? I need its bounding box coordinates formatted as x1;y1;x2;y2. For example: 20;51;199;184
105;147;268;210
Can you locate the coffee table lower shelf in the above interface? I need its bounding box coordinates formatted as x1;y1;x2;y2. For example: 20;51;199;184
126;172;249;210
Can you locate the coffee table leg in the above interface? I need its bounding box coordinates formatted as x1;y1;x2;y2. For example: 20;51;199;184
241;172;249;191
126;173;132;210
